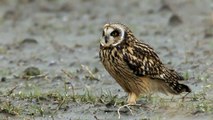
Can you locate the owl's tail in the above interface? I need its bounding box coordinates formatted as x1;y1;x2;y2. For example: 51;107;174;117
163;68;191;94
171;83;191;94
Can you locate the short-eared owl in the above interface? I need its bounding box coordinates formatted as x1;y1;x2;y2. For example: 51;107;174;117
99;23;191;105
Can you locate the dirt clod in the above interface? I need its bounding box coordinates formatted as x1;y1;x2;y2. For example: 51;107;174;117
23;66;41;77
204;27;213;38
1;77;6;82
169;14;183;26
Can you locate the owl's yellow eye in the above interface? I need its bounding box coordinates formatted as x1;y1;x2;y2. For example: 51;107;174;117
110;30;120;37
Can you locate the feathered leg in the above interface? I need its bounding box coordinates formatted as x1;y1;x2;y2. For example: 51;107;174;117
127;92;137;105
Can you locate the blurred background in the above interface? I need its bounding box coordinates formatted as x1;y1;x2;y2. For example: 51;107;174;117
0;0;212;119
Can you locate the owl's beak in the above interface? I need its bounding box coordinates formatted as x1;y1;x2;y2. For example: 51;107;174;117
104;36;109;43
100;36;109;45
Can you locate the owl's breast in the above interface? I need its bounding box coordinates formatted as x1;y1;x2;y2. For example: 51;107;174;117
99;47;138;92
99;47;124;72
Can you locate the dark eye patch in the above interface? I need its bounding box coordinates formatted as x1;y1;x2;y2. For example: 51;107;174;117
110;29;120;37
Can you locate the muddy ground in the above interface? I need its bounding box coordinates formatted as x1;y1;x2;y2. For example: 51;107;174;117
0;0;213;120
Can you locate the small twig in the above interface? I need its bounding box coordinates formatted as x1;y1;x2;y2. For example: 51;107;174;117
81;64;99;81
170;95;174;101
94;115;100;120
117;104;143;119
81;65;95;78
181;92;191;102
14;73;49;80
7;85;18;96
53;97;66;114
117;104;133;119
26;73;49;80
61;69;75;97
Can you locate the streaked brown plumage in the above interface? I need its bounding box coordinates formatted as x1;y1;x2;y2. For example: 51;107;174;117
99;23;191;105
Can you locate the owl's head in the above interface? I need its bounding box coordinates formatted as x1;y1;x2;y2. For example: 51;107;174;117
100;23;133;48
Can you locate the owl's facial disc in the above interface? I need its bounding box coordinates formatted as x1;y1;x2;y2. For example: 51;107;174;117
100;24;125;48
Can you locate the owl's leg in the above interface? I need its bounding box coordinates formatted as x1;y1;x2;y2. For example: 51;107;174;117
127;92;137;105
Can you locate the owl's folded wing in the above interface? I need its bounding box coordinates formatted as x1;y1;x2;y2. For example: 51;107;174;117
123;42;184;82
